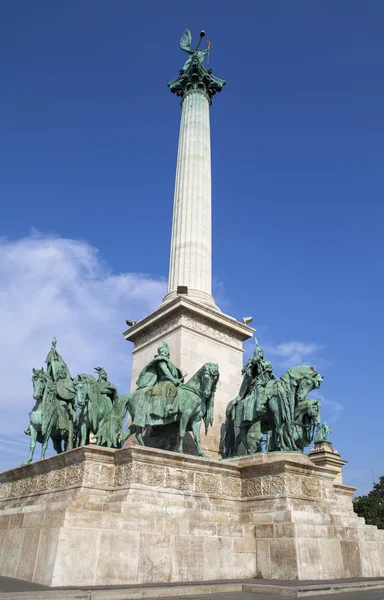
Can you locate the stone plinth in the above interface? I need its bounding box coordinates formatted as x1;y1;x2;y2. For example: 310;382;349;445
1;446;384;586
309;441;347;484
124;296;253;457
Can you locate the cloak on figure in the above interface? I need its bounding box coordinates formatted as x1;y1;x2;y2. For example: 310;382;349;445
45;338;76;430
133;355;183;427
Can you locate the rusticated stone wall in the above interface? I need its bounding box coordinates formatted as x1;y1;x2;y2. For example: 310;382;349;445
0;446;383;586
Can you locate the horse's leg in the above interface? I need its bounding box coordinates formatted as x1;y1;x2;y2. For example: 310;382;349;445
135;426;145;446
23;425;38;465
222;417;235;458
233;432;242;455
285;426;300;452
121;424;136;443
41;428;51;460
246;421;263;454
79;420;86;446
268;397;285;450
177;406;195;454
237;425;249;454
191;418;205;457
52;432;62;454
67;419;74;451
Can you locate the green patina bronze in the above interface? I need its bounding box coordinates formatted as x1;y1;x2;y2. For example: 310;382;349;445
24;339;77;464
23;338;219;462
223;342;323;457
75;367;121;449
121;342;219;457
314;421;330;443
168;29;226;101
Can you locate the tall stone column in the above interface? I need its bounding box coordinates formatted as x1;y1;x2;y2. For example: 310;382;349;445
163;42;226;309
164;88;213;307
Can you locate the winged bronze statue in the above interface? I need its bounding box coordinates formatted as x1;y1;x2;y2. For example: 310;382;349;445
180;29;210;71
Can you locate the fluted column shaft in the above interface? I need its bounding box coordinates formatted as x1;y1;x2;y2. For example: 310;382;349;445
163;89;215;307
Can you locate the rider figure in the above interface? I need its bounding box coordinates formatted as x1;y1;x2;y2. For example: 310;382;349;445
94;367;118;412
132;342;184;428
233;343;275;425
55;366;77;448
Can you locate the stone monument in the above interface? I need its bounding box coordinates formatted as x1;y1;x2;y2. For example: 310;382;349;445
1;28;384;588
123;29;253;456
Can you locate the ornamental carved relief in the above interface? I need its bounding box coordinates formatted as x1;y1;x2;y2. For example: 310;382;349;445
165;467;194;491
132;463;165;487
261;475;285;496
301;477;320;498
0;483;9;500
221;476;241;498
135;317;182;350
182;315;241;347
284;474;303;496
195;472;222;495
65;464;85;487
47;468;65;490
115;464;132;486
84;463;114;487
242;477;262;498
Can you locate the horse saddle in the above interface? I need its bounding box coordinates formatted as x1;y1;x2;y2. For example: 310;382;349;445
149;381;178;419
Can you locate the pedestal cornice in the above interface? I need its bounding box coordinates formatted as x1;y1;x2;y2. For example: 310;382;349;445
123;296;254;352
168;55;225;103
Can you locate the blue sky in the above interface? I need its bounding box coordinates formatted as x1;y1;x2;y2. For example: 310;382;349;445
0;1;383;493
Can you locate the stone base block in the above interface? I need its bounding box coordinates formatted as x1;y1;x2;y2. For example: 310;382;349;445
123;296;253;457
1;447;384;586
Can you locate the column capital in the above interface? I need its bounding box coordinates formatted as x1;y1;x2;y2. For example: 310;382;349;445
168;55;226;103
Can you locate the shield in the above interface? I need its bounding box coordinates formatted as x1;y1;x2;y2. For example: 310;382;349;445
56;378;76;401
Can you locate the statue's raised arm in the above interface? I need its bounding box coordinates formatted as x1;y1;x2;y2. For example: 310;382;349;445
169;28;225;99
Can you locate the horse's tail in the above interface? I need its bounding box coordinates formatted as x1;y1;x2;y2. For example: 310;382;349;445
203;386;216;435
203;366;219;435
222;415;235;458
116;394;132;424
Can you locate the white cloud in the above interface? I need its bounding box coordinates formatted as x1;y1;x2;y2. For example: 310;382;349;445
0;233;166;449
263;340;323;368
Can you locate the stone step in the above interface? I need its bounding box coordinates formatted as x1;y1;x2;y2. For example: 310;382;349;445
1;578;384;599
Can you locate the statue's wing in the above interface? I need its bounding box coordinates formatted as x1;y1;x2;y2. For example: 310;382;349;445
180;29;192;53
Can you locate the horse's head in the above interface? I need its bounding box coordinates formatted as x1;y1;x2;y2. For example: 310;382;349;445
75;374;90;407
306;398;321;427
198;363;219;434
32;367;47;401
294;398;321;449
200;363;219;398
292;366;323;403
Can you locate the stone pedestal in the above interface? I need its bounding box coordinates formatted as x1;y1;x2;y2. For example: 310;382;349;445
124;296;253;457
309;441;347;484
1;446;384;586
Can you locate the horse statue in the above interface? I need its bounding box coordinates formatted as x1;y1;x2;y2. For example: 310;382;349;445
75;368;121;448
24;368;72;464
223;365;323;457
120;362;219;457
293;398;321;450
